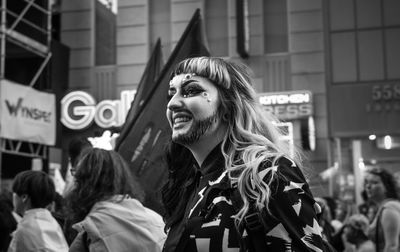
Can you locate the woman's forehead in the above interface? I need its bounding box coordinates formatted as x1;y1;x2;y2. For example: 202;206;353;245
169;73;215;88
364;173;382;181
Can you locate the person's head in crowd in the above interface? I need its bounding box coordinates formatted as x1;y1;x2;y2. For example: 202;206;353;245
12;170;56;216
315;197;335;242
334;199;348;222
315;197;332;223
66;148;145;223
68;137;92;175
343;214;371;247
322;196;337;220
364;167;399;204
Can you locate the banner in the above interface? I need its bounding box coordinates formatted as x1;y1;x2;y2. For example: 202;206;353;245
116;38;163;145
0;80;56;145
116;9;210;213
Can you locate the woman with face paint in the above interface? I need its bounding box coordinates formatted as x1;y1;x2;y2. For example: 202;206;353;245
162;57;326;252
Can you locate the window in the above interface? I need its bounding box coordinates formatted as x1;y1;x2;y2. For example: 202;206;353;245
329;0;400;83
264;0;288;53
205;0;228;56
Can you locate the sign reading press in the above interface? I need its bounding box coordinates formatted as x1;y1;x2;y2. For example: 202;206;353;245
0;80;56;145
257;90;313;120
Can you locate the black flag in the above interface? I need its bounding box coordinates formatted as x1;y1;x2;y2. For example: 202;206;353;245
116;9;209;214
116;39;163;146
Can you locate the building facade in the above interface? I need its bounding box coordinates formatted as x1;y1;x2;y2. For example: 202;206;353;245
60;0;400;201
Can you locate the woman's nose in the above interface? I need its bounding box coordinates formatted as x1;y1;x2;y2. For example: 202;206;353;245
167;94;182;111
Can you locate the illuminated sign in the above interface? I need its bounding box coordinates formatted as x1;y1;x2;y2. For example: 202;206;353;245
61;90;136;130
258;90;313;120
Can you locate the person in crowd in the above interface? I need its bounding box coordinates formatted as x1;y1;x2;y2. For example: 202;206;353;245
66;148;166;252
316;197;336;243
63;137;93;196
62;137;93;244
332;199;349;233
343;214;375;252
50;192;67;228
364;167;400;252
366;203;378;222
7;170;69;252
0;192;18;252
358;190;370;218
161;56;326;251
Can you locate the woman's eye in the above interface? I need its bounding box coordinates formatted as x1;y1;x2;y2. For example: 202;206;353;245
182;86;202;98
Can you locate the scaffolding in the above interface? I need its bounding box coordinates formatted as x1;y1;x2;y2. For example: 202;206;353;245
0;0;52;188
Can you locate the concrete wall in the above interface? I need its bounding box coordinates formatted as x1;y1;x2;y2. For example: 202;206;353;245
61;0;94;91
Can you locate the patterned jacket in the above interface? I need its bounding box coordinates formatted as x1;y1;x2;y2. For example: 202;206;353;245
162;145;325;252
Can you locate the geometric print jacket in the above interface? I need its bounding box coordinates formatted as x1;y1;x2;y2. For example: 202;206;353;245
162;145;326;252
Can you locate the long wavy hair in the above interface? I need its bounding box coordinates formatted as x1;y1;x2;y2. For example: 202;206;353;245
162;57;302;228
366;167;399;200
66;148;145;223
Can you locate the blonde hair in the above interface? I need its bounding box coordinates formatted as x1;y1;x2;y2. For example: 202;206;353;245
171;57;302;224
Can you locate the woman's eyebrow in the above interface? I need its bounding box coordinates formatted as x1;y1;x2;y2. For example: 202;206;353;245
181;79;197;88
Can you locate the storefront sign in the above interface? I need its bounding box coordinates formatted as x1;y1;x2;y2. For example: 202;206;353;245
366;83;400;113
329;81;400;137
61;90;136;130
257;90;313;120
0;80;56;145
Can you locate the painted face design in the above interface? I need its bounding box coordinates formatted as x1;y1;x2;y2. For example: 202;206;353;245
166;73;221;146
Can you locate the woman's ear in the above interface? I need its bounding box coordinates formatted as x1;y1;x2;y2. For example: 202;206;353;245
21;194;28;203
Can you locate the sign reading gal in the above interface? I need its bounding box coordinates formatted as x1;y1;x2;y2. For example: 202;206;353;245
61;90;136;130
0;80;56;145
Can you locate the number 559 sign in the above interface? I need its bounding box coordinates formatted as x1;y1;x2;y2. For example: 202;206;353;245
371;84;400;101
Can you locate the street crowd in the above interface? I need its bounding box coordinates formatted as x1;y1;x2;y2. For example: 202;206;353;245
1;57;400;252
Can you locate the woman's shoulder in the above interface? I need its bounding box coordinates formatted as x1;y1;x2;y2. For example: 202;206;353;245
258;155;298;172
257;156;308;194
381;200;400;218
383;199;400;208
258;156;303;178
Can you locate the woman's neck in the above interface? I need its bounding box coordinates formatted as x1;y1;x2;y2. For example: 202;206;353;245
373;197;390;207
188;139;221;167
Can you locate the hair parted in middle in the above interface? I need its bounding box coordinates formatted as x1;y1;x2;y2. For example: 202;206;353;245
66;148;145;223
164;56;302;227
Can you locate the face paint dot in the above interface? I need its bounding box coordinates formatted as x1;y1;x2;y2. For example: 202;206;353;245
181;73;196;84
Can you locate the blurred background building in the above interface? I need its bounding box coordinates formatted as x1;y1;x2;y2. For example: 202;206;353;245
1;0;399;204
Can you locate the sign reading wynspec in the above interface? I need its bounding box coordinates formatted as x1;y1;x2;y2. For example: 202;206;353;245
257;90;313;120
0;80;56;145
61;90;136;130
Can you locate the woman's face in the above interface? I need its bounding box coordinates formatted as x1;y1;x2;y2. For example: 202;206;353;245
166;74;224;146
364;173;387;202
